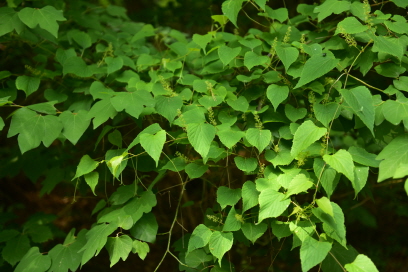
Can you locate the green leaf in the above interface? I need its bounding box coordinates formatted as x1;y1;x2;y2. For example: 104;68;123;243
300;236;332;272
322;242;359;272
73;155;99;180
209;231;233;266
78;223;117;266
131;24;155;42
15;76;40;97
276;44;299;71
372;35;404;60
105;57;124;75
254;0;267;10
48;229;87;272
223;207;242;231
187;122;216;158
234;156;257;172
244;51;269;71
340;87;375;135
221;0;245;27
335;17;369;34
2;234;30;266
218;45;241;66
155;95;183;122
313;0;350;22
352;166;368;197
291;120;327;158
313;102;341;127
7;108;62;153
87;99;117;129
312;202;346;247
227;96;249;112
14;247;51;272
217;128;245;149
111;90;153;119
132;240;149;260
0;117;4;131
242;181;260;212
107;153;127;178
284;174;313;199
265;7;288;22
270;220;292;240
62;56;92;77
193;33;212;54
185;162;208;179
344;254;379;272
129;213;158;243
68;29;92;49
140;129;166;166
316;197;334;217
0;8;18;36
267;84;289;111
290;221;315;248
323;149;355;183
241;222;267;244
84;172;99;196
258;189;291;222
265;143;294;167
382;99;408;127
314;158;340;199
106;235;132;267
285;104;307;122
59;110;91;145
216;186;241;210
295;54;339;89
18;6;66;38
246;128;272;153
27;102;57;115
188;224;213;254
405;179;408;196
89;81;114;100
376;135;408;182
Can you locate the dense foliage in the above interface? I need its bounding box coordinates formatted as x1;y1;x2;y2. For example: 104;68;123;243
1;0;408;271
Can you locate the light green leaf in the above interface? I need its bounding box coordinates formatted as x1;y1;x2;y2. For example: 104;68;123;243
223;207;242;231
312;202;347;247
227;96;249;112
89;81;114;100
87;99;117;129
27;102;57;115
270;220;291;240
73;155;99;180
244;51;269;71
352;166;368;197
209;231;233;266
316;197;334;217
218;45;241;66
294;54;339;89
107;153;127;178
106;235;132;267
242;181;260;212
130;213;158;243
155;95;183;122
382;99;408;127
185;248;212;267
246;128;272;153
68;29;92;49
285;104;307;122
241;222;267;244
105;57;124;75
0;117;4;131
111;90;153;119
217;128;245;149
340;87;375;135
254;0;267;10
217;186;241;210
78;223;117;266
221;0;245;27
234;156;258;172
193;33;212;54
188;224;213;254
291;120;327;158
131;24;155;42
266;84;289;111
314;158;340;198
284;174;313;199
59;110;91;145
372;35;404;60
335;17;369;34
2;234;30;266
313;0;350;22
276;44;299;71
185;162;208;179
0;8;17;36
405;179;408;196
187;122;216;158
323;149;355;183
344;254;379;272
313;102;341;127
15;76;40;97
265;7;288;22
140;129;166;166
300;236;332;272
258;189;291;223
132;240;149;260
14;247;51;272
18;6;66;38
62;56;92;77
84;172;99;196
376;135;408;182
290;221;315;247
